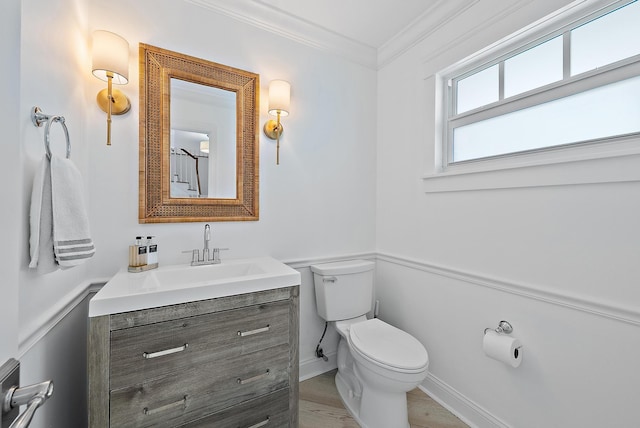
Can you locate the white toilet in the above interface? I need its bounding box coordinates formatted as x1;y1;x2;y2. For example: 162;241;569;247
311;260;429;428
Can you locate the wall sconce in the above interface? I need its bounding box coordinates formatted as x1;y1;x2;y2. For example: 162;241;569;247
200;139;210;154
263;80;290;165
91;30;131;146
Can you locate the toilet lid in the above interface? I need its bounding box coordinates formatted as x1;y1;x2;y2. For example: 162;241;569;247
349;319;428;371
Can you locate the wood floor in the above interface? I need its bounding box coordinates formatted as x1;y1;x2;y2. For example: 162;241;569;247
299;370;469;428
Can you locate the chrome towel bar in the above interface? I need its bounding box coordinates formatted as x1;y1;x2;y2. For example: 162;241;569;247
1;359;53;428
31;106;71;159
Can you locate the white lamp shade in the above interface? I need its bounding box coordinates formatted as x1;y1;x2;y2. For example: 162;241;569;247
268;80;290;117
92;30;129;84
200;140;210;153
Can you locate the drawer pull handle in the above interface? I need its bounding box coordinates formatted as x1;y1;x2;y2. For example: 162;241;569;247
142;343;189;359
237;325;270;337
143;395;188;416
237;369;270;385
246;416;270;428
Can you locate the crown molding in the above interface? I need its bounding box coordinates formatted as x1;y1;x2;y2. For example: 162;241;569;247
377;0;480;69
185;0;487;71
420;0;538;75
184;0;378;69
184;0;524;71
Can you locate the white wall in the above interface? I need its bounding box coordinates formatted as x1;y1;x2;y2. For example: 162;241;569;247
82;0;376;379
14;2;94;426
20;294;92;427
376;1;640;427
0;0;21;363
83;0;376;279
16;0;640;427
13;0;376;425
18;0;91;350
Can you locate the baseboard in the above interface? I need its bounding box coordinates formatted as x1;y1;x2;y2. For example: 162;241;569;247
300;350;509;427
299;351;337;382
420;373;510;428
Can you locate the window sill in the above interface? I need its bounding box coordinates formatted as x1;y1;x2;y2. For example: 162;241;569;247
423;137;640;193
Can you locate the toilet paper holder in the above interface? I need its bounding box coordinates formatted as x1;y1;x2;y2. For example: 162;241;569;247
484;320;513;335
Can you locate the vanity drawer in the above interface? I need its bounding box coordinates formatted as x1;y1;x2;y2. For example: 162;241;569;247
179;388;289;428
110;300;289;390
109;344;290;428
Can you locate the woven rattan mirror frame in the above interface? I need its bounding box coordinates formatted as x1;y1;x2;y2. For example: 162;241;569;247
139;44;259;223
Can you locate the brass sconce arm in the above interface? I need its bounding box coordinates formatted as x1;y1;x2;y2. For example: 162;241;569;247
263;110;284;164
263;80;290;165
92;30;131;146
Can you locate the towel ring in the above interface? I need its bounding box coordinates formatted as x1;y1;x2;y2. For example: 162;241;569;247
31;106;71;159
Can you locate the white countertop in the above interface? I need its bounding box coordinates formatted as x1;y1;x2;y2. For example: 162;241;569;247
89;256;301;317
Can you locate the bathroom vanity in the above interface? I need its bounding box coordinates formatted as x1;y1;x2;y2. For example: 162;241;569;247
88;257;300;428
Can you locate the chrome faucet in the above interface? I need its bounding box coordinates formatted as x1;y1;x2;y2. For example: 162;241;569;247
203;224;211;261
187;224;229;266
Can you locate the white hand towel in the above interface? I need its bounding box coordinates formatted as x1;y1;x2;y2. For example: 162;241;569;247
29;156;57;274
50;155;95;267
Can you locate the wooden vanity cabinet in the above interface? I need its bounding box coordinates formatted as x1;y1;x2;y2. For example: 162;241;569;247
88;286;299;428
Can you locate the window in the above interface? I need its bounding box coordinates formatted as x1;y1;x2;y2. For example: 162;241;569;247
443;0;640;165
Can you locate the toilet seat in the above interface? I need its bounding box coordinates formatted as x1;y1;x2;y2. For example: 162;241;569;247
349;318;428;373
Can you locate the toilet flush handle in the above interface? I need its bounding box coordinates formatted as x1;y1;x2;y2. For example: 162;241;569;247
323;276;337;283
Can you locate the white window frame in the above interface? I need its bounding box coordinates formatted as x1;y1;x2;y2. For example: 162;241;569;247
424;0;640;193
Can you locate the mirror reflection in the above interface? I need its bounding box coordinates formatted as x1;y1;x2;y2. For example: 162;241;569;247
170;79;237;199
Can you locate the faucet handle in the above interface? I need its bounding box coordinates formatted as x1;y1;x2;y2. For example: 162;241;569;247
182;249;200;264
212;248;229;262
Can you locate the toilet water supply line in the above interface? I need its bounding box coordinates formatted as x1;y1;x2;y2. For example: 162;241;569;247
315;322;329;361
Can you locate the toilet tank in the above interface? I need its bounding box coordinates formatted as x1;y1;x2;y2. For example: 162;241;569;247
310;260;375;321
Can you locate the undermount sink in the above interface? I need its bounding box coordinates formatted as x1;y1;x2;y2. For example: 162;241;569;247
89;256;300;317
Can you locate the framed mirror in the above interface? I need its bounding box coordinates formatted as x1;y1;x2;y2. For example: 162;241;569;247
139;44;259;223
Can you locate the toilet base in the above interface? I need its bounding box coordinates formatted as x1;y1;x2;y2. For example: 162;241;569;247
335;370;410;428
335;371;368;428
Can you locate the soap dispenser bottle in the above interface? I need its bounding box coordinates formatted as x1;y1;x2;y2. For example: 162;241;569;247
146;236;158;267
136;236;147;267
128;236;147;270
128;236;160;272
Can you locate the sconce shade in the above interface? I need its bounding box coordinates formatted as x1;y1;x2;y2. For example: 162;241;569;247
92;30;129;84
200;140;210;153
268;80;290;117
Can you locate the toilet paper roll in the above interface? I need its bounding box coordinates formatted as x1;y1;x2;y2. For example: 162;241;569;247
482;330;522;368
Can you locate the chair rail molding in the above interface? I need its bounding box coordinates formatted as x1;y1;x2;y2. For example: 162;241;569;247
376;252;640;326
18;279;108;357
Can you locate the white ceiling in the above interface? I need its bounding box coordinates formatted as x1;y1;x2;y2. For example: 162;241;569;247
185;0;477;69
250;0;439;49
